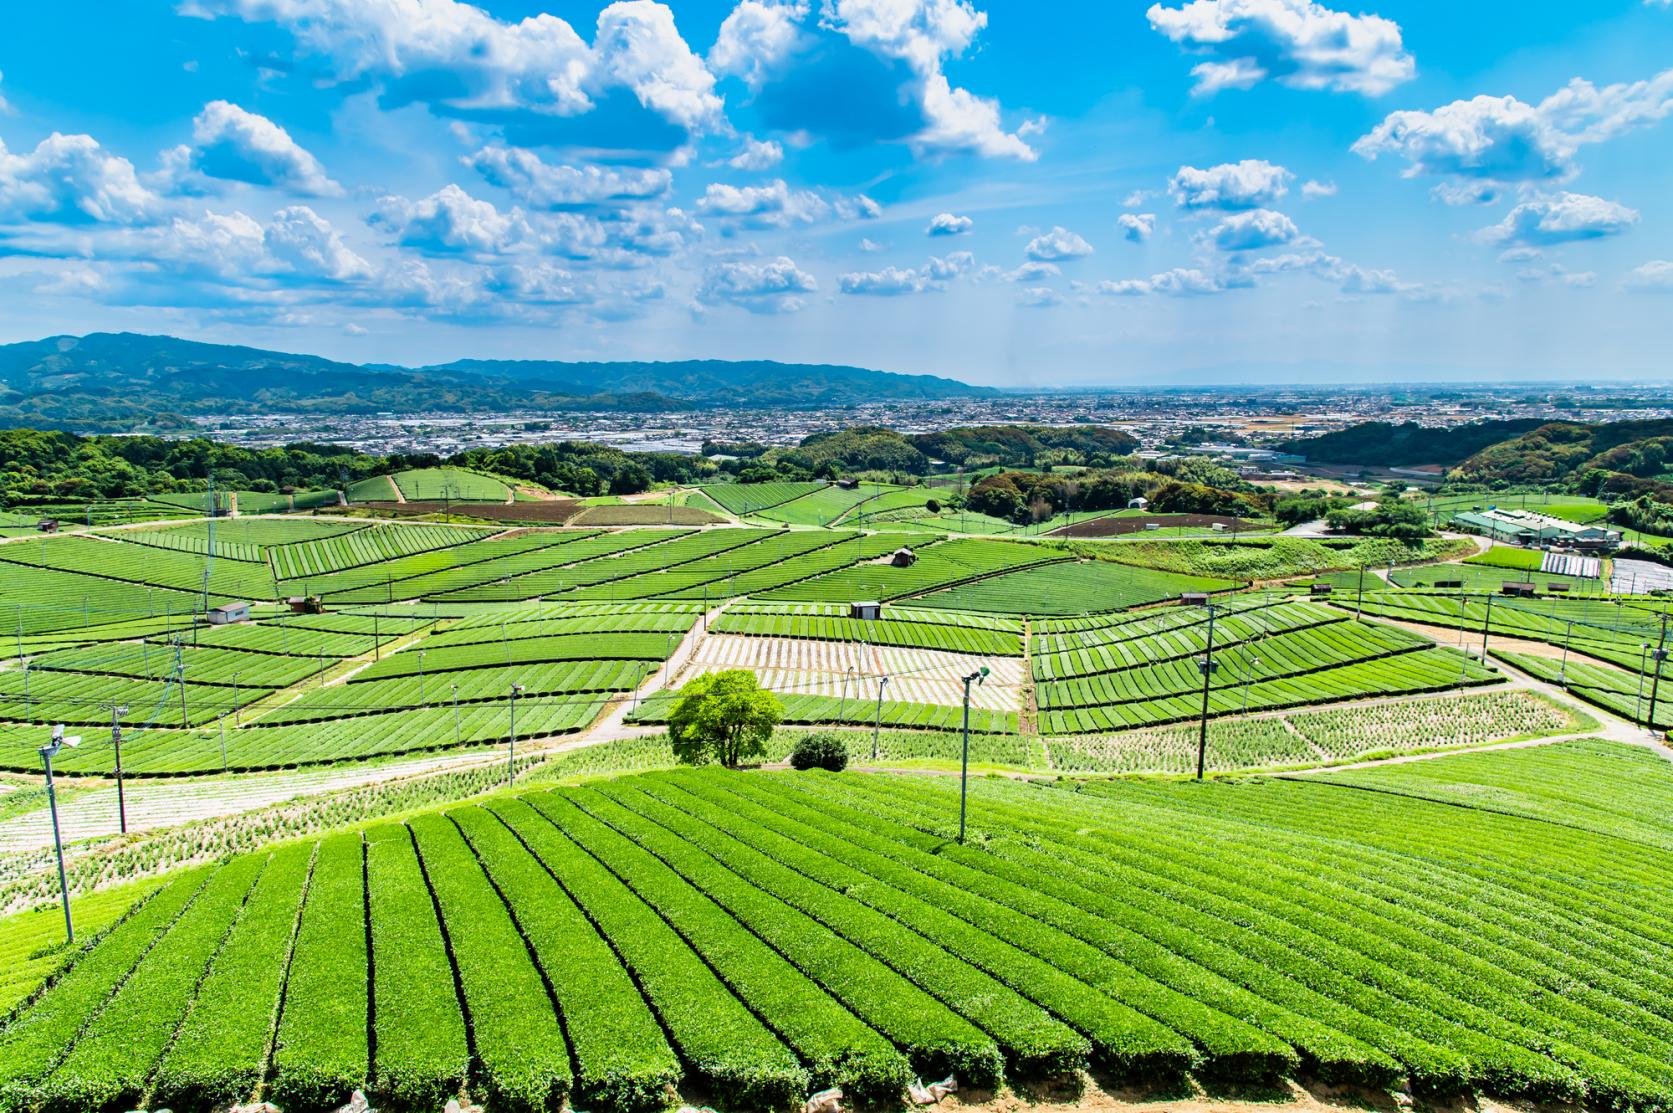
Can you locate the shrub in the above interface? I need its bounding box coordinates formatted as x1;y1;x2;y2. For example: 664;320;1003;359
790;732;849;771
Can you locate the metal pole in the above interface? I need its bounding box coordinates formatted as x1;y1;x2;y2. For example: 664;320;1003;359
1355;561;1365;619
111;706;127;835
1648;616;1668;733
40;734;73;943
958;676;972;845
233;673;242;725
1552;618;1573;686
1196;605;1218;781
507;684;523;787
1480;593;1494;660
1636;645;1650;726
872;675;888;760
451;683;461;745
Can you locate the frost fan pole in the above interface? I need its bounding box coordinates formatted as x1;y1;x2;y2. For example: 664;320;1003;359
1195;604;1219;781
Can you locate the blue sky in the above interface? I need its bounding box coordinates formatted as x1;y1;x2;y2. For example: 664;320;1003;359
0;0;1670;386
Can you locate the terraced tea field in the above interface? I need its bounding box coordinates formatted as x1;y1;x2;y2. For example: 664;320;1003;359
4;746;1671;1113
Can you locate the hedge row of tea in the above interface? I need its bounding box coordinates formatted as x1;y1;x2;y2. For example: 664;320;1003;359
3;745;1669;1112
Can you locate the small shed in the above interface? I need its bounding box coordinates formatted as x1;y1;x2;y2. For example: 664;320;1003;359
208;602;251;625
1127;497;1149;510
1545;583;1570;594
36;518;59;533
891;547;918;568
849;601;883;621
287;595;324;615
1501;582;1537;598
835;477;859;490
1433;579;1465;589
1309;583;1334;596
1180;592;1211;606
1144;522;1161;531
1211;522;1228;532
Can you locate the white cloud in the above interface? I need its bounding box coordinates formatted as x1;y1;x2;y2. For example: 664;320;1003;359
1117;213;1155;242
1098;267;1228;297
1202;207;1298;251
697;178;876;228
0;131;162;225
728;137;784;170
1513;261;1596;288
188;0;723;135
183;101;339;196
152;205;371;283
1240;249;1408;293
263;205;374;280
0;70;10;114
697;255;816;312
1019;286;1063;307
1146;0;1415;96
1024;226;1093;261
820;0;1038;160
371;185;537;256
858;237;884;252
1169;160;1292;209
1354;69;1673;190
1626;260;1673;291
1477;192;1639;247
1301;179;1336;198
1121;190;1154;208
927;211;973;236
839;251;975;295
467;144;670;208
710;1;808;85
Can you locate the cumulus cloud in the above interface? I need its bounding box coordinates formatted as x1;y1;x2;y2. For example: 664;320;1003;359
1354;68;1673;190
0;131;162;225
696;178;877;229
714;0;1038;160
467;144;670;208
1240;250;1408;293
1301;179;1337;198
926;211;973;236
1117;213;1155;242
176;101;339;196
1513;261;1596;288
710;1;808;85
839;252;973;295
1024;226;1092;261
1098;267;1227;297
1626;260;1673;290
152;205;371;284
371;185;537;256
1477;192;1639;247
728;137;784;170
1019;286;1063;307
369;183;695;262
1169;160;1292;209
1146;0;1415;96
1201;207;1299;250
697;255;816;312
187;0;723;143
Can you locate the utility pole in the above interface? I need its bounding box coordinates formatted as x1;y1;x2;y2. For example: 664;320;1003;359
507;683;525;787
872;674;889;760
1559;620;1573;688
957;667;988;844
109;705;129;834
40;725;81;943
1480;592;1494;661
1195;604;1220;781
1647;615;1669;735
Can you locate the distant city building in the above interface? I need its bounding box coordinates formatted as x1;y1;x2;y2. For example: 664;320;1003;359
1451;508;1621;551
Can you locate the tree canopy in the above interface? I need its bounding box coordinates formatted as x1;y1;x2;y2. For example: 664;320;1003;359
666;670;784;768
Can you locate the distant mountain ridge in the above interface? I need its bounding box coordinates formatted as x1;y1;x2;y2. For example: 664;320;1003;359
0;332;993;430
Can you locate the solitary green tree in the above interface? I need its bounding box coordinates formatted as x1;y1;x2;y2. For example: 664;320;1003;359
667;670;783;768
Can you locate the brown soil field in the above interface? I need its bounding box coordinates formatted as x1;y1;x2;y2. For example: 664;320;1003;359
1048;514;1266;538
359;499;585;522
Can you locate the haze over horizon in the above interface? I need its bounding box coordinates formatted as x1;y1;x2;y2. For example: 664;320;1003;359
1;0;1670;386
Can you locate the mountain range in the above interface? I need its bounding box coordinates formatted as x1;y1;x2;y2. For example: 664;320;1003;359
0;333;993;430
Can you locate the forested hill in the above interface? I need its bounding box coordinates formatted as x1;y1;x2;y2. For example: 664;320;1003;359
1278;419;1547;467
0;333;992;430
1447;419;1673;488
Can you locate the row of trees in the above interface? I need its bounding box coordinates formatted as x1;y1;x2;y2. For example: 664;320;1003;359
963;457;1271;525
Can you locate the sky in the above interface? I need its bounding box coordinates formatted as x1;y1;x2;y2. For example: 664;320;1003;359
0;0;1671;387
